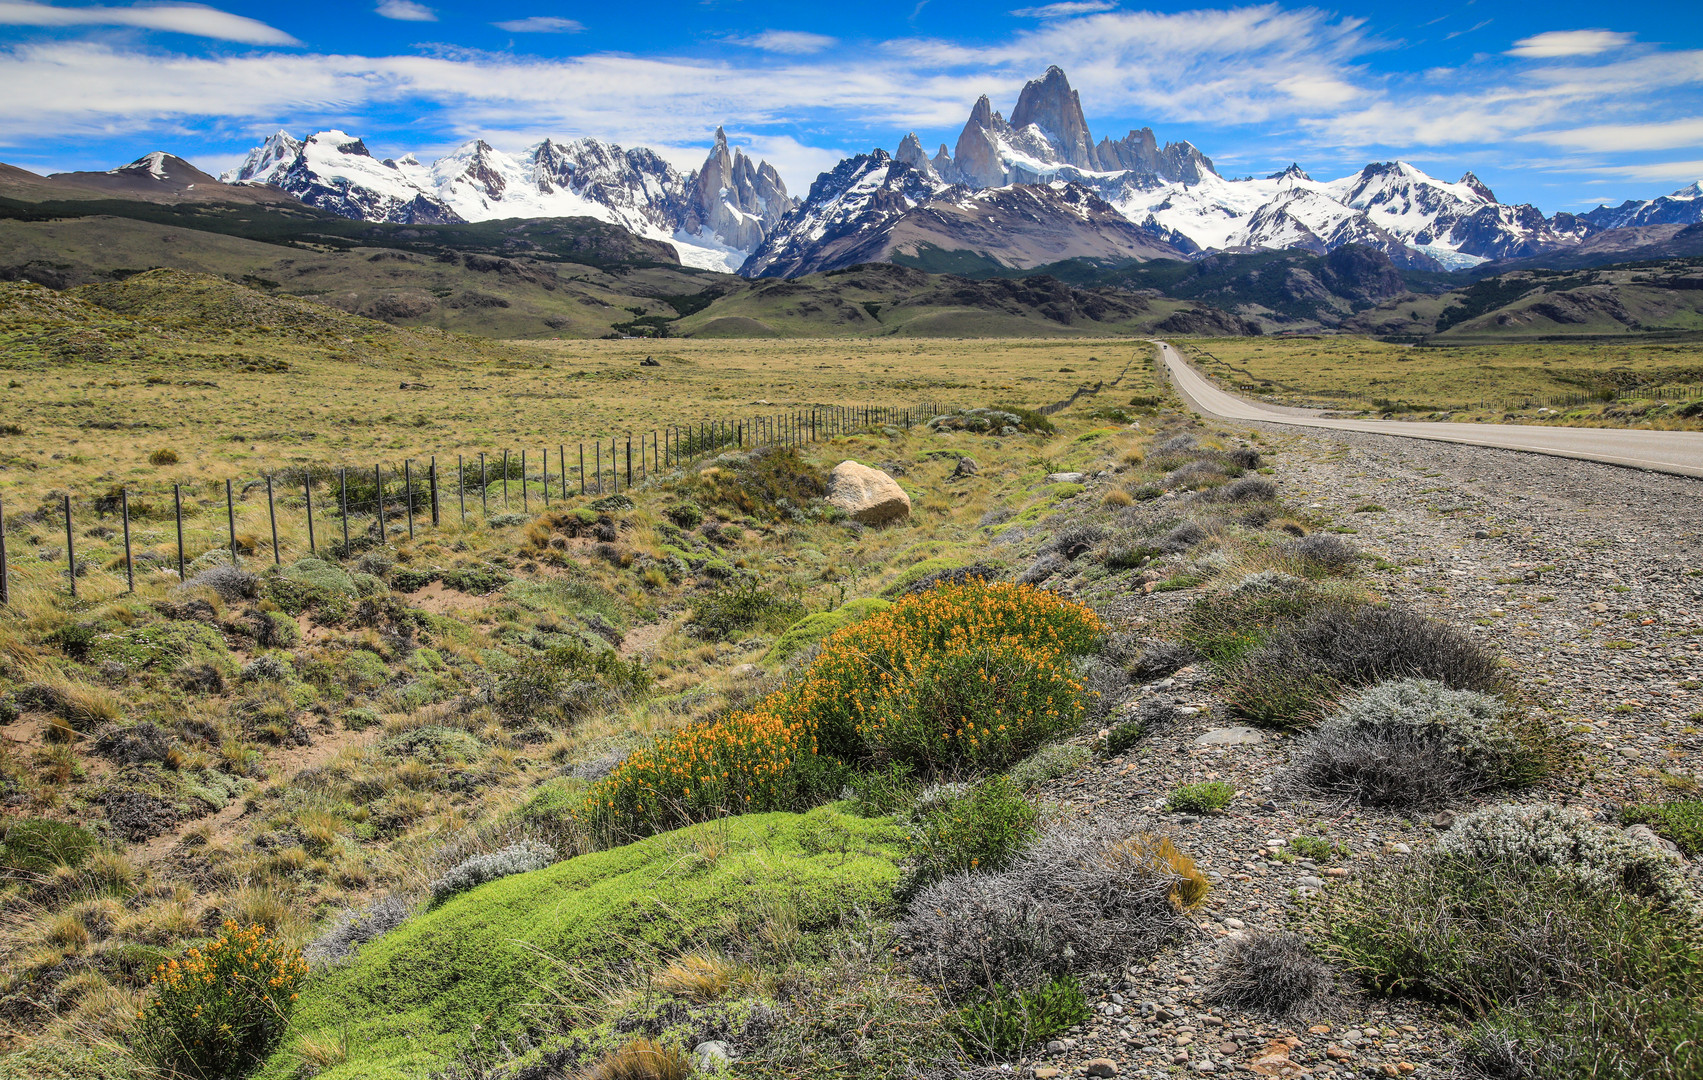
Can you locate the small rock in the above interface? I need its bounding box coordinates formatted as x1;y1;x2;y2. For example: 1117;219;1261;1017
1326;1045;1355;1061
1084;1058;1121;1077
1429;810;1456;830
691;1040;732;1069
951;456;980;479
1033;1069;1062;1079
1222;917;1245;930
1046;472;1088;484
1297;875;1324;888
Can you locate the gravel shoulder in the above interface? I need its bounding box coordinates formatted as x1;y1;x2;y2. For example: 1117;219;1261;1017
1018;421;1703;1080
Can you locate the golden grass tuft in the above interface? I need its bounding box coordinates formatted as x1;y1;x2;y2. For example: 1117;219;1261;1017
655;949;755;1002
1108;834;1211;911
1101;488;1134;508
581;1038;691;1080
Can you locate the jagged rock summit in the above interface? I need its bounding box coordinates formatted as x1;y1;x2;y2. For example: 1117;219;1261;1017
222;127;797;271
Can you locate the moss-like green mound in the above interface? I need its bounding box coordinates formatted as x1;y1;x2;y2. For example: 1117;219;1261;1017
257;806;905;1080
764;598;891;664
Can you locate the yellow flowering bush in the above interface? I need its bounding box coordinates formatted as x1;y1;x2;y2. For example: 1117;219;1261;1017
134;920;308;1078
581;583;1104;843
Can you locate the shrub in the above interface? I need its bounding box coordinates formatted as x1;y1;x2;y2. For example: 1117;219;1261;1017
1007;742;1090;789
582;583;1101;843
1222;603;1502;726
1208;933;1332;1015
1311;822;1703;1080
1226;447;1261;469
664;502;704;528
1167;781;1234;813
897;819;1202;997
186;563;259;601
428;840;555;905
148;448;180;466
390;567;438;592
133;921;309;1078
1619;800;1703;857
765;598;891;664
1045;524;1104;560
1294;533;1359;573
893;562;1002;597
688;582;805;641
1438;803;1696;914
441;564;512;595
798;582;1104;767
898;775;1040;899
953;975;1092;1059
0;818;98;873
1211;477;1276;503
491;642;653;720
845;762;920;817
1103;717;1145;756
684;446;828;522
1129;640;1196;680
303;895;414;967
1285;679;1555;807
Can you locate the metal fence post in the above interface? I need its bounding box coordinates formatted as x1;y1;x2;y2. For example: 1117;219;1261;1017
340;468;350;555
64;494;76;598
430;457;439;526
175;484;185;578
479;453;488;518
226;479;238;567
121;487;134;592
541;448;549;507
374;465;384;543
404;460;416;539
0;494;8;606
521;450;528;514
457;456;466;525
305;476;316;554
266;474;280;564
502;449;510;509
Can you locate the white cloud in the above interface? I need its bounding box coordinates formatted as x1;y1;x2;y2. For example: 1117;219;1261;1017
376;0;436;22
0;0;297;45
726;30;835;55
1507;29;1634;58
1010;1;1117;17
492;16;581;33
1519;117;1703;152
1582;159;1703;184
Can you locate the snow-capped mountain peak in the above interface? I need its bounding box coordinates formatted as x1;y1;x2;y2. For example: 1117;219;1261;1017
224;127;797;271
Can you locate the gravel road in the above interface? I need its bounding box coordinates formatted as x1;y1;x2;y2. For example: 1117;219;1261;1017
1014;410;1703;1080
1155;340;1703;479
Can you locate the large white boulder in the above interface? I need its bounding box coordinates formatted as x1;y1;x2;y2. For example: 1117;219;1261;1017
826;460;911;525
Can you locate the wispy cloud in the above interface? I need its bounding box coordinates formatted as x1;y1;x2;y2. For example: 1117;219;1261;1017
492;16;582;33
1519;117;1703;153
1010;1;1117;18
1507;29;1634;58
375;0;436;23
725;30;835;54
1445;19;1491;40
0;0;297;45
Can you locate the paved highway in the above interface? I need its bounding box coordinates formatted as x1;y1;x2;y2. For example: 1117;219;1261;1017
1154;341;1703;480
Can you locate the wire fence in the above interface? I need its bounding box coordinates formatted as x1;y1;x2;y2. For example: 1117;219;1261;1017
1224;383;1703;414
0;400;961;606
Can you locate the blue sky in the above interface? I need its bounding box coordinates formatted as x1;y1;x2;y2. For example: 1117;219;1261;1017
1;0;1699;213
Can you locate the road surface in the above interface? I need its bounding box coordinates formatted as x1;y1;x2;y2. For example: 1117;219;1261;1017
1155;340;1703;480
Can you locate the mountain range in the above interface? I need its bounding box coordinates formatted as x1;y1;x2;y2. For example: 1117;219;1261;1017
7;65;1703;281
219;126;793;273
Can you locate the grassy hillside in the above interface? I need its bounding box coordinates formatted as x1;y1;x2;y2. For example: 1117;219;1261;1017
0;216;721;339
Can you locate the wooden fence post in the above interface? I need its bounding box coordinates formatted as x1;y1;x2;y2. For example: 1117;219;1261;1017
520;450;528;514
429;457;439;526
0;494;8;606
174;484;185;579
502;449;510;509
340;468;350;555
541;448;549;507
266;475;280;564
121;487;134;592
559;445;567;500
64;494;76;598
578;444;585;495
226;479;238;567
304;476;316;554
626;436;632;489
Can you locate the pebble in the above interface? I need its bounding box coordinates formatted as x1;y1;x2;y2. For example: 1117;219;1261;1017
1193;726;1265;746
